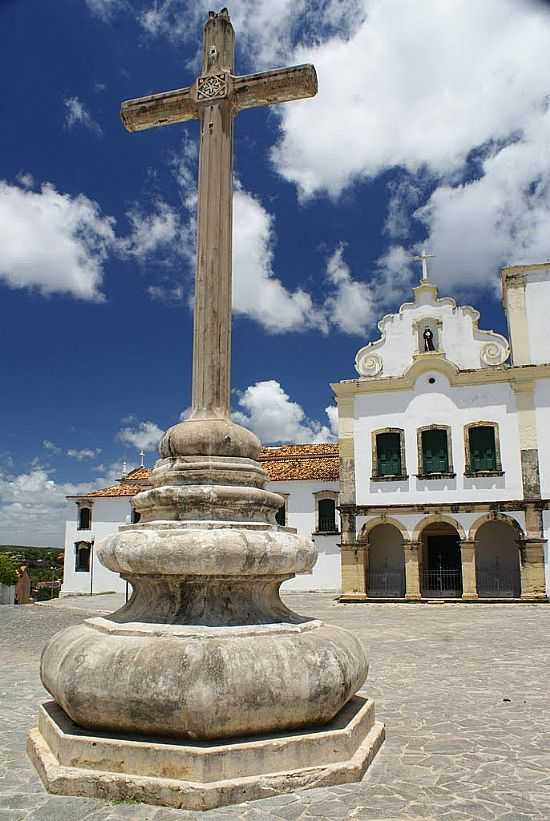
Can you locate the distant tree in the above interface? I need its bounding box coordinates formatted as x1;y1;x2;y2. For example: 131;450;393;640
0;554;18;587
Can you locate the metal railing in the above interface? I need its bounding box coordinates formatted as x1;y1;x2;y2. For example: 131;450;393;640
422;570;462;598
476;571;519;598
318;516;337;532
367;571;405;598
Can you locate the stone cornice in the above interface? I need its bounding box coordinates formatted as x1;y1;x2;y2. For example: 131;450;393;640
331;360;550;397
340;499;549;515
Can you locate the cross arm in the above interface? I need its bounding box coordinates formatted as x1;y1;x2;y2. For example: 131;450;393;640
121;85;198;133
233;64;317;111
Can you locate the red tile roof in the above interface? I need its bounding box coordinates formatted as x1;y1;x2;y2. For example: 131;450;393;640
72;443;339;499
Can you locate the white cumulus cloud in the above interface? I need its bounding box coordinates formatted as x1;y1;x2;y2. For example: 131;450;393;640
417;110;550;292
85;0;125;21
120;200;183;260
67;448;102;461
233;380;335;444
273;0;550;198
64;97;102;136
233;186;326;333
0;179;116;300
0;467;94;546
118;420;164;452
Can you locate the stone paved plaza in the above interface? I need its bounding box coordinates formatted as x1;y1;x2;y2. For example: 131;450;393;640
1;593;549;820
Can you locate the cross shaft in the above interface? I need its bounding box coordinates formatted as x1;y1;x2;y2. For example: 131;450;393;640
121;9;317;420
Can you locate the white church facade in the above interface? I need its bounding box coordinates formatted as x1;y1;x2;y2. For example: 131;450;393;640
62;261;550;601
335;262;550;601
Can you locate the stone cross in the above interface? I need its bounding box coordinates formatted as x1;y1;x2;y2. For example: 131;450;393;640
414;247;435;281
121;9;317;420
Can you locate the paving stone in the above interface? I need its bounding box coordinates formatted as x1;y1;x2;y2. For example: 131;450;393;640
1;595;550;820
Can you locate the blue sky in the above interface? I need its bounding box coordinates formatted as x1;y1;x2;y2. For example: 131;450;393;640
2;0;550;545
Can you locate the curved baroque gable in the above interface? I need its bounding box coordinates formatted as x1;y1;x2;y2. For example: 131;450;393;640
354;281;510;378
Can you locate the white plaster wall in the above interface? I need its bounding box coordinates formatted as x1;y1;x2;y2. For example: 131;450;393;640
274;480;341;592
535;378;550;498
61;498;130;596
526;274;550;365
62;480;342;596
354;373;523;506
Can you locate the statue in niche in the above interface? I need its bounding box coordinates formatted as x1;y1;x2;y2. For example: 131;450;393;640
423;327;436;352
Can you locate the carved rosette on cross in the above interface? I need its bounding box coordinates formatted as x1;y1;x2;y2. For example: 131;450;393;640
30;10;383;808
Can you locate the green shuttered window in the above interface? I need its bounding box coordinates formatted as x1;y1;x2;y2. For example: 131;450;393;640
376;432;402;477
421;429;449;474
469;426;497;472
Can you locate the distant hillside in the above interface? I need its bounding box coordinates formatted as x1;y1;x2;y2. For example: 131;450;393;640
0;545;63;562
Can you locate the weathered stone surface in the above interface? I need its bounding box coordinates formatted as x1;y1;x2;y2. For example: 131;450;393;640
41;618;368;739
28;697;384;812
29;8;378;810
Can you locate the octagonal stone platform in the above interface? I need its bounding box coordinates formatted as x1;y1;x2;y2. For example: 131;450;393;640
28;696;384;812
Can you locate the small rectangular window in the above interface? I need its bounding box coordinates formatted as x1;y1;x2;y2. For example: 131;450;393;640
421;429;449;474
78;507;91;530
75;543;91;573
469;426;497;472
376;432;402;477
318;499;336;531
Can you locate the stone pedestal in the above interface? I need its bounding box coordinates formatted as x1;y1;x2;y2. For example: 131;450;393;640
30;419;383;808
29;697;384;811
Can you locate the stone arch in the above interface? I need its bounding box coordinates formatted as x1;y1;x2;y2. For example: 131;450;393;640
470;514;523;598
364;522;406;598
359;516;410;542
412;514;466;543
415;516;464;598
467;512;525;542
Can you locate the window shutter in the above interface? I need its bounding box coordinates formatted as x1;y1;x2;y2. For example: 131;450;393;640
422;429;449;474
469;426;496;471
376;433;402;476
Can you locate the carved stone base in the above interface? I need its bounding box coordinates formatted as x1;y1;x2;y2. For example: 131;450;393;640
28;698;384;812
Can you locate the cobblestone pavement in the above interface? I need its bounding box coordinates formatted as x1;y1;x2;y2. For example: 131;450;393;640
1;594;549;820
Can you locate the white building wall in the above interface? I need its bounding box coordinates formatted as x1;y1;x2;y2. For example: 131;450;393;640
62;481;342;596
526;275;550;365
276;480;341;592
535;378;550;499
61;498;130;596
354;372;523;506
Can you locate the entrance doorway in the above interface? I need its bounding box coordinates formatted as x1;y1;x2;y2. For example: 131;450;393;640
421;524;463;598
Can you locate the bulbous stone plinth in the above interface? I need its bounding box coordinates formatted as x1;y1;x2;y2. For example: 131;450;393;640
41;616;368;739
40;515;369;739
32;432;383;807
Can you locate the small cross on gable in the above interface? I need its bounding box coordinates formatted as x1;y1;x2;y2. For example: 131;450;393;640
414;247;435;282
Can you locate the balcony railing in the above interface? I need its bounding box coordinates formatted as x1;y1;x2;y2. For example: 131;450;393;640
367;571;405;598
422;570;462;598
